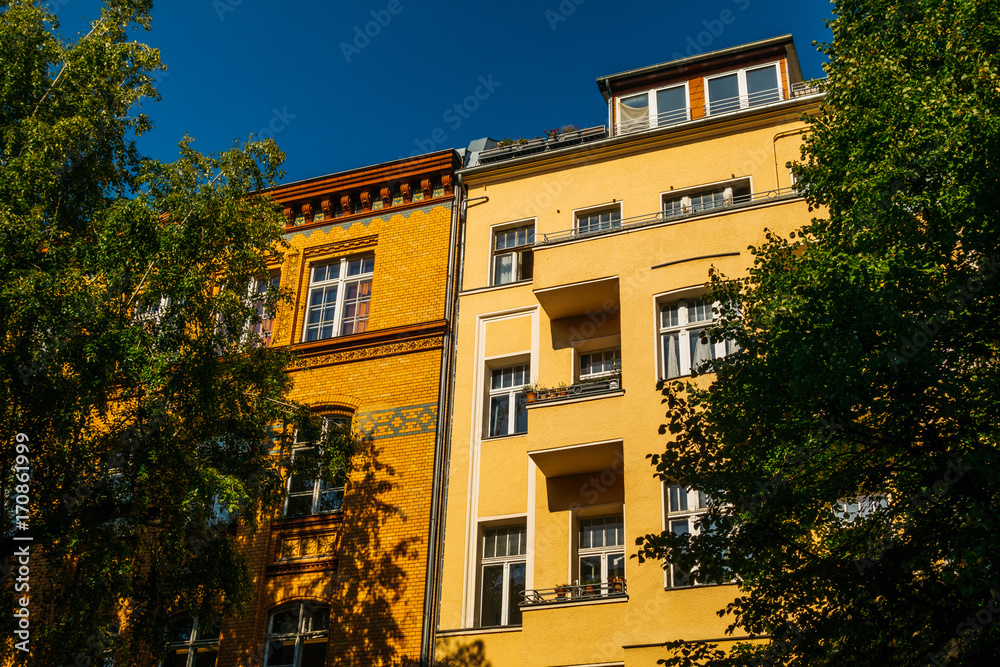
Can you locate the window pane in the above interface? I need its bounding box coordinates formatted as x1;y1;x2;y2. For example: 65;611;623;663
690;327;715;371
493;253;514;285
270;608;300;635
507;563;525;625
746;66;780;106
481;565;504;627
300;638;328;667
197;617;222;642
317;487;345;513
607;516;623;546
664;197;684;217
489;395;510;437
619;93;649;132
285;495;313;517
165;652;189;667
669;485;688;512
656;86;687;125
490;368;503;390
663;332;681;379
661;303;680;328
194;649;218;667
513;392;527;435
708;74;740;114
671;519;690;537
608;552;626;581
483;530;496;558
340;279;372;335
169;617;194;643
688;300;713;323
580;555;602;585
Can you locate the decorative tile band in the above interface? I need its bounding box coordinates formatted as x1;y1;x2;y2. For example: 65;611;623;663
355;402;439;440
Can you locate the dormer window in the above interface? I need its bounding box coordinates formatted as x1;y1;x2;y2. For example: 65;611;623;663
617;83;689;134
706;63;782;115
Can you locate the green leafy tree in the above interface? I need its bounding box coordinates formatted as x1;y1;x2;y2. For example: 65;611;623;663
637;1;1000;665
0;2;355;664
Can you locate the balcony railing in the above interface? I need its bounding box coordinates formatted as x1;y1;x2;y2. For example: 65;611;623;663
538;185;802;245
526;376;621;404
521;579;627;606
613;79;828;136
475;125;608;166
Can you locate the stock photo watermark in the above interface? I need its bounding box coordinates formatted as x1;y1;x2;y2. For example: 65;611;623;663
11;432;33;654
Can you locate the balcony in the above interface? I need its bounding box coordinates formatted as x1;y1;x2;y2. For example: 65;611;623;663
526;376;621;405
521;579;627;606
537;185;801;245
612;79;827;136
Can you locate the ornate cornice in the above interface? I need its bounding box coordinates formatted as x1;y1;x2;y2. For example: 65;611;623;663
288;320;447;371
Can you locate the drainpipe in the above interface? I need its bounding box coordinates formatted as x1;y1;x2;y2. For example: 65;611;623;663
419;164;464;667
772;128;805;189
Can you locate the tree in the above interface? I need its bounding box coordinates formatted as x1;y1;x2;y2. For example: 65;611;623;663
637;1;1000;665
0;2;355;664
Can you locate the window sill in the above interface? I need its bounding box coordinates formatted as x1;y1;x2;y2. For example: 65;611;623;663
273;511;343;529
461;279;533;297
520;594;628;611
436;626;522;638
482;432;528;442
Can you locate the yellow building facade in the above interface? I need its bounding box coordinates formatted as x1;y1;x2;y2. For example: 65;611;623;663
203;150;461;667
435;36;823;666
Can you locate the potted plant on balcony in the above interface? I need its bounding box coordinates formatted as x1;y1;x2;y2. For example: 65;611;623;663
555;583;570;599
556;382;569;397
524;382;539;403
610;576;624;593
608;360;622;390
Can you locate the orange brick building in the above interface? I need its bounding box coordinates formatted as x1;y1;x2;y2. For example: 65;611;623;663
185;150;462;667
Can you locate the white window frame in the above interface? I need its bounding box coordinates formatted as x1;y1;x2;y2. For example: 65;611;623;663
617;82;690;134
579;348;621;381
577;514;625;591
574;202;622;235
478;524;527;628
283;417;348;517
664;484;712;588
704;62;783;116
661;177;752;219
486;362;529;438
301;254;374;342
658;297;736;380
836;495;888;522
490;221;535;286
249;271;281;346
161;616;220;667
263;602;329;667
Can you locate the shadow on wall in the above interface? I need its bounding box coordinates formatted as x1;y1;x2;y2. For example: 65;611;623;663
435;639;494;667
327;441;420;666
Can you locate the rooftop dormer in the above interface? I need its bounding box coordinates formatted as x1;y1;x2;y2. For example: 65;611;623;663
597;34;817;136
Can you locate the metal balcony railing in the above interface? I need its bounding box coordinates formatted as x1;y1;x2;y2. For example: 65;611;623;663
526;376;622;404
538;185;802;245
520;579;627;606
476;125;609;166
613;79;828;137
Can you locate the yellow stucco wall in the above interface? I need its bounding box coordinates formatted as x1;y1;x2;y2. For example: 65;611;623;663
437;94;820;666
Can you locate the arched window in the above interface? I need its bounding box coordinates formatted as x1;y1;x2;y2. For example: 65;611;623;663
162;615;220;667
264;603;329;667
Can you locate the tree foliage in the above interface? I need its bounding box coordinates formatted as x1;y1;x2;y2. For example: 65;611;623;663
0;2;356;663
638;1;1000;665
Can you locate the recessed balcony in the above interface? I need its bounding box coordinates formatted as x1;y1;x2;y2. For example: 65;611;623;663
520;579;627;607
525;376;622;406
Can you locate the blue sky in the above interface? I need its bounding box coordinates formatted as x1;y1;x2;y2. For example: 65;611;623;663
52;0;834;184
